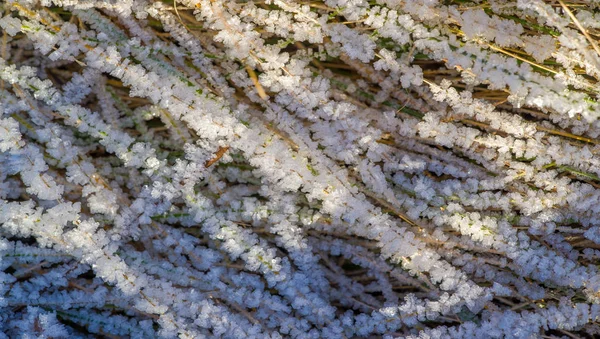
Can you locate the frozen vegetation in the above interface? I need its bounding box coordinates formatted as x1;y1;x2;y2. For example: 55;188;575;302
1;0;600;338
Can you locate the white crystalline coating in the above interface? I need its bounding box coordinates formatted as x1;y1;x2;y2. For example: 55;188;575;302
0;118;23;152
0;0;599;338
0;16;22;36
